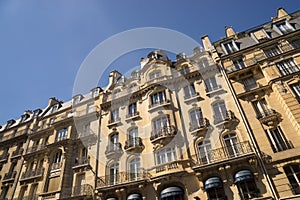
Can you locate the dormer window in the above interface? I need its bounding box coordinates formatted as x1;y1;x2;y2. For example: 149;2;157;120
91;88;100;98
149;71;161;79
50;104;59;114
73;95;83;105
221;40;238;54
5;119;16;129
33;109;42;117
20;114;30;123
274;21;295;35
251;29;270;42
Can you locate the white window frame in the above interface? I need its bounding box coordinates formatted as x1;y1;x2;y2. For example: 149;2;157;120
265;127;290;153
221;40;239;54
290;82;300;102
156;147;176;165
205;77;219;92
276;58;299;76
184;84;197;99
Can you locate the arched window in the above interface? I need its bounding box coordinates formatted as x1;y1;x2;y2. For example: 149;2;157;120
283;164;300;194
109;163;119;185
160;186;184;200
198;140;212;164
129;157;141;181
223;133;240;157
204;177;226;199
234;170;259;199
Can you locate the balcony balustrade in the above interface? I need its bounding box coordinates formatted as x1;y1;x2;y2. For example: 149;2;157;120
97;171;147;188
74;157;90;168
189;118;210;132
26;144;46;154
105;143;123;156
192;141;253;167
213;110;238;127
148;99;171;110
126;111;140;120
20;167;44;181
72;184;93;197
150;125;177;143
124;137;144;152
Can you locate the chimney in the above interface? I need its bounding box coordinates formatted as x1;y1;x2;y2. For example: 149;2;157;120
201;35;213;51
225;26;235;38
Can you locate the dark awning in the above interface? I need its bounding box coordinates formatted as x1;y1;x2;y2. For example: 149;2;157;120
234;170;253;183
160;186;183;198
107;198;117;200
204;177;222;190
127;193;142;200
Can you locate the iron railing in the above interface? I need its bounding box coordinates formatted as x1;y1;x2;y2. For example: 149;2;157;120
148;99;171;109
26;144;46;154
124;137;143;150
213;110;236;124
72;184;93;196
189;118;210;132
105;143;122;155
20;167;44;180
74;157;90;166
150;125;176;141
126;111;140;119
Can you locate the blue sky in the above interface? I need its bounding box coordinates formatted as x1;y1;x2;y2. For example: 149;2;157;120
0;0;299;124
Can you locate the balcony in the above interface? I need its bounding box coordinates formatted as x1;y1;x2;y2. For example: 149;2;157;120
124;137;144;152
11;148;24;158
72;184;93;197
97;171;147;188
257;109;280;126
107;117;121;128
184;92;200;101
192;141;254;168
148;100;171;112
150;125;177;144
125;111;140;121
0;153;9;163
73;157;91;170
213;110;238;128
152;160;187;174
78;131;97;144
20;167;44;181
105;143;123;157
189;118;210;136
2;171;17;182
26;144;46;154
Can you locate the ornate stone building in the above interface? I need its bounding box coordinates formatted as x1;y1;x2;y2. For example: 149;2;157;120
0;7;299;200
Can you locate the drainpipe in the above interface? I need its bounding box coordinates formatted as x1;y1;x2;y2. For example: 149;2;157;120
218;63;279;200
95;107;102;200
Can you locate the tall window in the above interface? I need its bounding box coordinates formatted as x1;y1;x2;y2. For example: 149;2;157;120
264;46;282;58
149;71;161;79
129;128;138;140
234;170;259;199
110;108;120;123
57;128;68;141
205;177;226;200
53;151;62;163
233;59;246;70
151;91;166;106
283;165;300;194
184;84;197;99
205;77;219;92
224;133;240;157
243;77;257;91
252;98;269;118
129;157;141;180
222;40;238;54
109;163;119;185
128;102;137;117
213;102;227;123
276;21;295;34
276;59;299;76
110;133;119;150
198;140;212;164
156;147;176;165
153;116;170;133
190;109;203;130
290;82;300;103
265;127;291;153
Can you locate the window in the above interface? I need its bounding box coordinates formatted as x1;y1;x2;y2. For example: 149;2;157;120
151;91;166;106
109;163;119;185
252;98;269;118
283;165;300;194
50;104;59;114
213;102;227;123
91;88;100;98
198;140;212;164
73;95;82;105
180;66;190;75
156;147;176;165
233;58;246;70
109;133;119;151
205;177;226;200
20;114;29;123
184;84;197;99
87;104;94;113
128;102;137;117
129;128;138;140
49;117;55;125
149;71;161;79
243;77;257;91
265;127;291;153
234;170;259;199
289;36;300;49
291;83;300;103
83;123;90;136
190;109;204;130
153;116;170;133
275;21;295;34
205;77;219;92
53;151;62;163
57;128;68;141
276;59;299;76
199;58;209;68
129;157;140;181
224;133;240;157
264;46;282;58
222;40;238;54
110;108;120;123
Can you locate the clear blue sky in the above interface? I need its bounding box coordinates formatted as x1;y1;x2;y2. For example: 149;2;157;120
0;0;299;125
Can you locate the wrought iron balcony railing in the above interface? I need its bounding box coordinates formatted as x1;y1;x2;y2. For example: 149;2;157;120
126;111;140;119
26;144;46;154
148;99;171;109
189;118;210;132
105;143;122;155
20;167;44;180
74;157;90;167
150;125;177;142
213;110;237;124
124;137;144;151
192;141;253;167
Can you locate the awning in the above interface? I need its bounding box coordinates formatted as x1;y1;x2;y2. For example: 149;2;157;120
234;170;253;183
127;193;142;200
107;198;117;200
204;177;222;190
160;186;183;198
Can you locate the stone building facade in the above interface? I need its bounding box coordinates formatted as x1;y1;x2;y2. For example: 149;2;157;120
0;7;299;200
